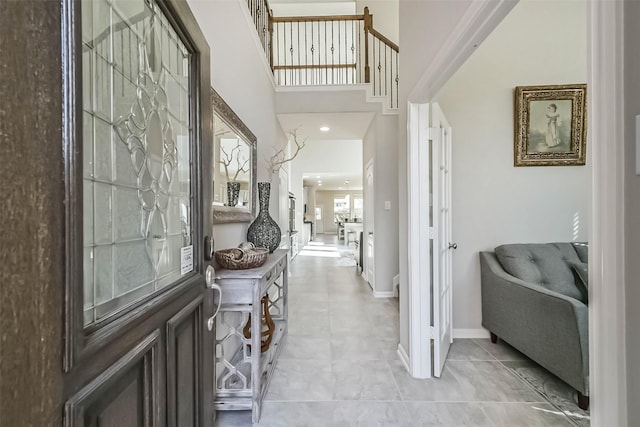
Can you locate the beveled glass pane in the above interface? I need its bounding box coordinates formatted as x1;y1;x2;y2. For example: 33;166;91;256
83;180;94;246
82;0;193;326
94;245;113;304
94;117;112;181
114;241;153;295
83;247;94;309
81;0;93;44
157;234;184;288
112;0;150;27
83;112;94;178
93;183;113;244
113;131;138;186
166;197;182;235
82;46;92;112
92;0;111;57
114;186;143;241
93;55;112;121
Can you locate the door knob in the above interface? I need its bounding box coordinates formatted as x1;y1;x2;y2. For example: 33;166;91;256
205;265;222;331
448;243;458;250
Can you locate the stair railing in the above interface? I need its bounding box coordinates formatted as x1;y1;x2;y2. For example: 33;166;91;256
364;10;399;109
245;4;399;109
271;13;365;87
246;0;273;67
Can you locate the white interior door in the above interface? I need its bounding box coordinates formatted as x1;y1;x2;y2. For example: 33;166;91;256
431;103;454;377
365;161;375;288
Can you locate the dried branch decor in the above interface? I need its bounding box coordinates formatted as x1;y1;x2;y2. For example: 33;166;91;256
268;129;307;175
219;139;250;182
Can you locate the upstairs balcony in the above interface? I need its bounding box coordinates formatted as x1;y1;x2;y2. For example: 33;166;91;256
245;0;399;109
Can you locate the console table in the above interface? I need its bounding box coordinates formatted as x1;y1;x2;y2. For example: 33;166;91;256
213;249;288;423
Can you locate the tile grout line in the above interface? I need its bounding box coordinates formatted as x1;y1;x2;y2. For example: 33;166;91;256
494;357;580;426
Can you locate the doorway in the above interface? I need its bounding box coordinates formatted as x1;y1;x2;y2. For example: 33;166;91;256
403;0;627;424
364;160;375;288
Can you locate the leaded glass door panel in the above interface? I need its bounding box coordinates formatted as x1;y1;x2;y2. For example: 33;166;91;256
62;0;215;425
82;0;194;325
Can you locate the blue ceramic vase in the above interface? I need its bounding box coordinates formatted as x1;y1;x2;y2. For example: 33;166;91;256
247;182;281;253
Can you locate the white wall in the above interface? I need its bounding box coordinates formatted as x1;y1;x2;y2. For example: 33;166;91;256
290;139;363;234
188;0;288;250
435;0;588;331
366;113;398;294
271;2;356;17
270;0;397;43
625;1;640;421
398;0;474;357
315;190;363;233
355;0;399;44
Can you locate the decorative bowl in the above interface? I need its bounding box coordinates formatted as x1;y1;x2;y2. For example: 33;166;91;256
215;247;269;270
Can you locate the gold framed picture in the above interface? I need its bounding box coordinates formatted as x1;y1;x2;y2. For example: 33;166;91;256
514;84;587;166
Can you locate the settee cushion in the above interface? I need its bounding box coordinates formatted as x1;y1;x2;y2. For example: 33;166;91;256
495;243;584;302
572;242;589;263
570;261;589;304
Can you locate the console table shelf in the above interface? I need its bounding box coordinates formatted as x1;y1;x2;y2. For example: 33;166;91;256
213;249;288;423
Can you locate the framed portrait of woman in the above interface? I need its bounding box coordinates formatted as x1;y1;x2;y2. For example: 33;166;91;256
514;84;587;166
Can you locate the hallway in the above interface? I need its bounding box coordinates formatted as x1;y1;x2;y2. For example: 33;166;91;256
216;236;583;426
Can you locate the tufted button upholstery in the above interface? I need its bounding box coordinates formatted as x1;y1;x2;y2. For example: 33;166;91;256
495;243;585;302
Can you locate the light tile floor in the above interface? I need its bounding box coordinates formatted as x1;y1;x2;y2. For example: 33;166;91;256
216;235;582;426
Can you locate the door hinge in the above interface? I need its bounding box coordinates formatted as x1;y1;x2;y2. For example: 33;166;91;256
426;127;437;141
429;326;436;340
428;227;435;240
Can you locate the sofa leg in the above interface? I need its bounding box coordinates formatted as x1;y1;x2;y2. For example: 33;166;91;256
490;332;498;344
577;391;590;410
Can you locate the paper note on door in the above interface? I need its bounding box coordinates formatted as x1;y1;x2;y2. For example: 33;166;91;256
181;245;194;275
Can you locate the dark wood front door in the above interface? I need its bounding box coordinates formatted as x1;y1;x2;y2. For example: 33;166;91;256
60;0;215;425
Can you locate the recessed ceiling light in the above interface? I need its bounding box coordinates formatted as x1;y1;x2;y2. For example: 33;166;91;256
318;183;322;186
320;126;330;132
338;187;342;190
316;176;320;179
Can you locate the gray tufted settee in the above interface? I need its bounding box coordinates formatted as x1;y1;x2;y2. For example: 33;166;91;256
479;242;589;409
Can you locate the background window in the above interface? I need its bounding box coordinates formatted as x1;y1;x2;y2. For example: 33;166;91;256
334;195;350;223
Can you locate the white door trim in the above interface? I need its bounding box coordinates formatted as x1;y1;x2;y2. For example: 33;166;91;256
407;0;518;103
405;0;517;382
407;102;432;378
431;104;454;378
588;1;628;425
364;159;375;290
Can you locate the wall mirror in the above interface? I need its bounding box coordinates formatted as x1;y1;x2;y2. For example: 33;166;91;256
211;88;257;223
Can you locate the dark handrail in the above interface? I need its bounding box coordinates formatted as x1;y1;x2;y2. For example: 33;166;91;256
369;27;399;53
272;14;364;23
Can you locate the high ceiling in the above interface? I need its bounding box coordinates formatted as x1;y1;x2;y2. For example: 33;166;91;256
303;172;362;191
276;112;374;141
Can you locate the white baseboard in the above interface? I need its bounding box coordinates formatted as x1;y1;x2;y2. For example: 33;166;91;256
373;290;395;298
453;328;490;339
397;343;410;372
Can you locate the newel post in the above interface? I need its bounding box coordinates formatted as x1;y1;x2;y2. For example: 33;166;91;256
364;6;373;83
